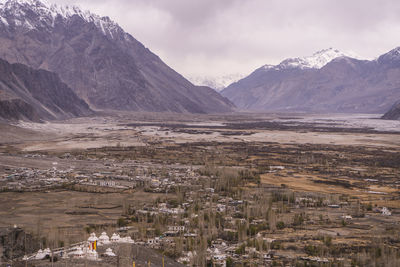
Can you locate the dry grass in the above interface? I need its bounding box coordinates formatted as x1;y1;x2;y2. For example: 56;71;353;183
261;172;400;208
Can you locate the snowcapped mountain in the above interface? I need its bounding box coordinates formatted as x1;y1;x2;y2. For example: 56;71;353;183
222;47;400;113
0;0;234;113
188;73;245;91
0;0;121;38
262;48;360;71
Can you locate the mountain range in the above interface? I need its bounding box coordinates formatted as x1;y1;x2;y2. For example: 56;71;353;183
0;0;234;117
0;0;398;120
222;48;400;114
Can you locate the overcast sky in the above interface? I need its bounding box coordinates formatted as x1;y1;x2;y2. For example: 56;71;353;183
50;0;400;78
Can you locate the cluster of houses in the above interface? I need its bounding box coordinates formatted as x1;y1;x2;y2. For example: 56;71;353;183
124;185;397;266
0;166;73;191
1;160;201;193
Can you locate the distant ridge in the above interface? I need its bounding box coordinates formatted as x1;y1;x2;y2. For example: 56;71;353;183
222;47;400;113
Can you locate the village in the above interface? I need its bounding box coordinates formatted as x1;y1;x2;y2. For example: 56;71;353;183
1;115;400;266
1;148;399;266
0;153;199;193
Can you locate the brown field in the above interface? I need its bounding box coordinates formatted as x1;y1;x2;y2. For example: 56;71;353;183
0;190;161;243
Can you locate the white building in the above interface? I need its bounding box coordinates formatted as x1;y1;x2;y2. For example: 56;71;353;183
382;207;392;216
168;226;185;232
147;237;160;246
99;180;116;187
341;215;352;220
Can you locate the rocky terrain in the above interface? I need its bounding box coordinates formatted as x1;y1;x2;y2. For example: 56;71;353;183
222;47;400;113
382;100;400;120
0;0;234;114
0;58;92;121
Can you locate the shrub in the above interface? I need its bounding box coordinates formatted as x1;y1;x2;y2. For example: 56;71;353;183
117;217;128;227
276;221;285;230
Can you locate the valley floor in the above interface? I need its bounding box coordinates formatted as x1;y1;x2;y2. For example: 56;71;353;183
0;112;399;266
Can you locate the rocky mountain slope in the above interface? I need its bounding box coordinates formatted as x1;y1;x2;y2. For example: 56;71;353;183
382;101;400;120
0;58;91;121
222;48;400;113
0;0;234;113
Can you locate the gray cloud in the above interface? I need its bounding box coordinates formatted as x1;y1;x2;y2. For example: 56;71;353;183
50;0;400;78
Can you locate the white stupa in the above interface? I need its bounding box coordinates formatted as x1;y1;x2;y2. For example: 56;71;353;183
35;249;47;260
98;232;110;245
88;233;98;250
73;247;84;259
110;233;121;243
43;248;51;256
86;249;99;261
104;248;116;257
88;232;98;242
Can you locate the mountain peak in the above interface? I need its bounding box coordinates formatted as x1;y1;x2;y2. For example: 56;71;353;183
385;46;400;57
377;46;400;64
262;48;359;71
281;48;353;69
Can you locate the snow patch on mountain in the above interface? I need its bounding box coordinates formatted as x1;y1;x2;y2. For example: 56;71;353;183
188;73;245;91
262;48;362;71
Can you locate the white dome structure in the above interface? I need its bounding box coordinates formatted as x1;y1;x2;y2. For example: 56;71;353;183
110;233;121;243
86;249;99;261
35;249;47;260
104;248;116;257
73;247;84;259
98;232;110;245
88;233;98;251
88;232;98;242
